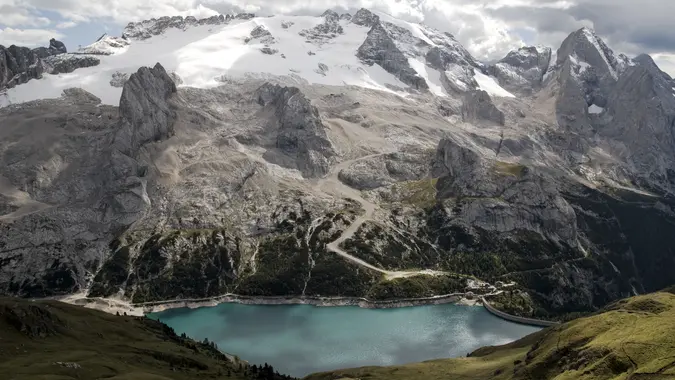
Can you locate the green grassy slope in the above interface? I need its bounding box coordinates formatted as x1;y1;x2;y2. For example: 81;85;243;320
0;298;294;380
305;291;675;380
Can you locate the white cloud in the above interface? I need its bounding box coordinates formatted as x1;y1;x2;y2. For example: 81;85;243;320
652;53;675;78
0;1;51;27
55;21;77;28
0;27;64;46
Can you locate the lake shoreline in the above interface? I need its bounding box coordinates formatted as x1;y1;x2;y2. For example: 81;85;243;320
57;291;481;316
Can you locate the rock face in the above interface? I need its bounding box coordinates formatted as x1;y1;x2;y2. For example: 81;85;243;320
357;22;428;91
0;41;67;90
78;35;130;55
110;71;129;87
0;39;101;91
351;8;380;27
32;38;67;58
0;45;47;90
44;54;100;75
432;138;577;242
248;25;275;45
488;46;552;93
300;10;344;43
115;63;177;156
0;64;177;297
62;87;102;104
461;90;505;125
123;14;231;39
600;54;675;190
256;83;336;177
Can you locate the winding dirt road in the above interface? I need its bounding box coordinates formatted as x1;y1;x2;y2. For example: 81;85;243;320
315;152;447;280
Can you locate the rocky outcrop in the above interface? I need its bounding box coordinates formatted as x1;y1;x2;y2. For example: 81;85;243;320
432;137;577;241
44;54;100;75
247;25;275;45
351;8;380;27
61;87;102;104
0;40;68;90
338;149;433;190
0;45;47;90
110;71;129;87
0;63;179;297
31;38;67;58
300;10;344;43
114;63;177;156
357;22;428;91
78;35;130;55
488;46;552;93
0;39;101;91
461;90;505;125
256;83;336;177
123;14;230;40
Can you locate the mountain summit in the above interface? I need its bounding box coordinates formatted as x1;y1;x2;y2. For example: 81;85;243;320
0;9;674;323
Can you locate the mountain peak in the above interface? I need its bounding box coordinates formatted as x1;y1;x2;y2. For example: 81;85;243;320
558;25;620;80
352;8;380;27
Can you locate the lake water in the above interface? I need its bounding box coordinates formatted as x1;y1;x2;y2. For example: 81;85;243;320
149;303;541;378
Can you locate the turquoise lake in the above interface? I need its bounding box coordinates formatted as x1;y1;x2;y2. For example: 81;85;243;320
149;303;541;378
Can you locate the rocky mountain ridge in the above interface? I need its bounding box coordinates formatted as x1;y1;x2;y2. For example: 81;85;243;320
0;8;674;320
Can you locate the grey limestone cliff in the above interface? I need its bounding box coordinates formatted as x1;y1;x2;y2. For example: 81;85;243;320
488;46;552;93
257;83;336;177
357;22;428;91
1;39;101;91
351;8;380;27
0;63;178;297
461;90;505;126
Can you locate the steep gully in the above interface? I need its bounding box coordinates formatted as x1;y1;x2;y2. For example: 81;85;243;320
313;152;447;280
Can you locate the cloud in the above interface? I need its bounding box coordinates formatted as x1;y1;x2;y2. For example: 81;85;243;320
0;27;63;46
55;21;77;28
652;53;675;79
0;1;51;27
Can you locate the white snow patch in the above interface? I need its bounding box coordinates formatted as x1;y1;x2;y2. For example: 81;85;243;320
374;11;436;46
408;58;446;97
445;64;470;90
543;49;558;82
473;71;515;98
78;35;130;55
570;54;591;75
2;15;410;107
588;104;604;114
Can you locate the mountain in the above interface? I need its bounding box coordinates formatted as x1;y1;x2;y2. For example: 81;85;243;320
0;38;99;91
0;8;674;320
0;9;503;106
0;297;294;379
306;288;675;379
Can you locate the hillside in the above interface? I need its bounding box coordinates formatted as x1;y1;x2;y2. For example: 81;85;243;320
305;290;675;380
0;297;294;379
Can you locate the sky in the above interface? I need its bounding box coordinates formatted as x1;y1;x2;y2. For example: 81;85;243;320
1;0;674;76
